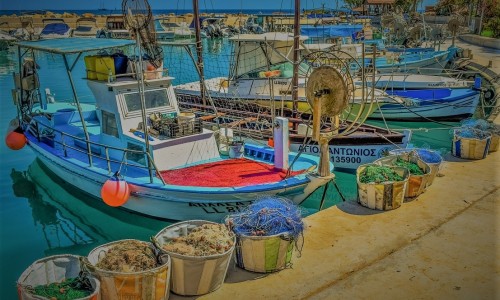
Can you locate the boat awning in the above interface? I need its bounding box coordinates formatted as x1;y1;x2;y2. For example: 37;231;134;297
14;38;135;54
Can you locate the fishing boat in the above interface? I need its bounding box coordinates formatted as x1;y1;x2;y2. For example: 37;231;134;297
39;18;72;39
0;26;16;51
173;28;410;170
96;15;130;39
72;17;99;38
8;38;332;221
370;88;481;121
174;32;400;120
11;159;167;256
156;16;193;39
370;49;454;75
359;74;472;90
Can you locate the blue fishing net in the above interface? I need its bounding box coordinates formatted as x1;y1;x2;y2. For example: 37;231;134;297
460;118;490;131
226;197;304;238
390;148;442;164
416;149;442;164
455;129;490;139
456;118;496;139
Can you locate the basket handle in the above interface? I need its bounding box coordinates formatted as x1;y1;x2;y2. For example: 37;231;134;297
79;256;96;273
150;236;170;264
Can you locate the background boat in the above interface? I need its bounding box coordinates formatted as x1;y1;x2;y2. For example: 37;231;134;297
370;88;481;121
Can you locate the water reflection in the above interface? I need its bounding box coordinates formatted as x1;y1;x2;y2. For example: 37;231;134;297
10;159;170;256
207;38;224;54
0;48;16;75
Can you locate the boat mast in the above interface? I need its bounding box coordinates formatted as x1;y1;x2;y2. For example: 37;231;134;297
193;0;206;106
292;0;300;123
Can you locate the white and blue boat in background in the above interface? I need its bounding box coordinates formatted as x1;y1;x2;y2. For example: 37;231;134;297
358;74;472;90
371;49;453;75
370;88;481;121
9;38;332;221
39;18;72;39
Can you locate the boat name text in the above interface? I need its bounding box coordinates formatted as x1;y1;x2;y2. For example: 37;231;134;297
298;145;377;157
189;201;253;214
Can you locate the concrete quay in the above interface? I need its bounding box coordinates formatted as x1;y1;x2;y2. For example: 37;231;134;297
180;144;498;300
171;36;500;300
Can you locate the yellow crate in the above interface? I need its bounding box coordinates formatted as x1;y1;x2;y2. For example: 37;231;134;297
95;56;115;81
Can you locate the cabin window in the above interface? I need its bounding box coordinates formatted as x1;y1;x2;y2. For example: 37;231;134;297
102;111;119;138
126;142;146;165
124;88;171;113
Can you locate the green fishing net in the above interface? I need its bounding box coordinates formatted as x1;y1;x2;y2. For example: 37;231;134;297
393;157;424;175
359;165;404;184
31;276;93;300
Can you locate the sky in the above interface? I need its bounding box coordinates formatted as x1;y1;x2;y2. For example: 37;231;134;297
0;0;437;11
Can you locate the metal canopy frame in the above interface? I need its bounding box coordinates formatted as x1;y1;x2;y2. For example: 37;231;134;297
16;38;135;167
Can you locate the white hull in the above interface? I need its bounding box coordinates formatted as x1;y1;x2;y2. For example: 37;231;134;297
39;32;72;40
290;141;409;171
30;141;330;221
376;52;450;75
360;74;471;90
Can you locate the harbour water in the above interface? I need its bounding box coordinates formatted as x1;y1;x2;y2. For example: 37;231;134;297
0;40;458;298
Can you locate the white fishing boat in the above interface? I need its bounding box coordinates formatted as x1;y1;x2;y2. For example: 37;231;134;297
173;28;411;171
96;15;130;39
8;37;332;221
156;16;193;39
359;74;472;90
72;17;99;38
39;18;72;39
174;32;402;120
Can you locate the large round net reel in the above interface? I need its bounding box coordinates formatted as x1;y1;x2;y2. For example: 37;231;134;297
302;50;370;176
302;50;372;136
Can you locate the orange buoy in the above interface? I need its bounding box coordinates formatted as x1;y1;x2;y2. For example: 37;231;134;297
101;172;130;207
267;138;274;147
6;128;26;150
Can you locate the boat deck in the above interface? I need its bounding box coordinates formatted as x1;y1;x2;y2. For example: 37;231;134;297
160;158;304;187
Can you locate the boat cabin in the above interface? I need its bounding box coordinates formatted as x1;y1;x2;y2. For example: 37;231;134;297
85;73;220;170
16;38;220;173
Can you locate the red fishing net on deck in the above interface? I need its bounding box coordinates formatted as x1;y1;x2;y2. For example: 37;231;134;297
159;158;305;187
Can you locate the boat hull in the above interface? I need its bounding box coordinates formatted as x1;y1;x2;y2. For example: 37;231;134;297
369;92;480;121
375;52;450;75
289;132;410;171
28;137;330;221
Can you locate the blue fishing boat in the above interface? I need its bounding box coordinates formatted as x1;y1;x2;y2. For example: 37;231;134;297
358;74;472;90
8;38;332;221
370;50;453;75
369;88;481;121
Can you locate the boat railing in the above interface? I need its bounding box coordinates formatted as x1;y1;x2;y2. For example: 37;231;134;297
86;68;168;83
29;118;166;185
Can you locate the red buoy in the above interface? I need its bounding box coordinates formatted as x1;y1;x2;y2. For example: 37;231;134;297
101;173;130;207
5;129;26;150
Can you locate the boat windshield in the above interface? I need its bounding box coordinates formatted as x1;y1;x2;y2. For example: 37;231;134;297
124;88;172;112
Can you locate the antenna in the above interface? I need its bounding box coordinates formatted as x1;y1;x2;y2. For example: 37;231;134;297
121;0;162;182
